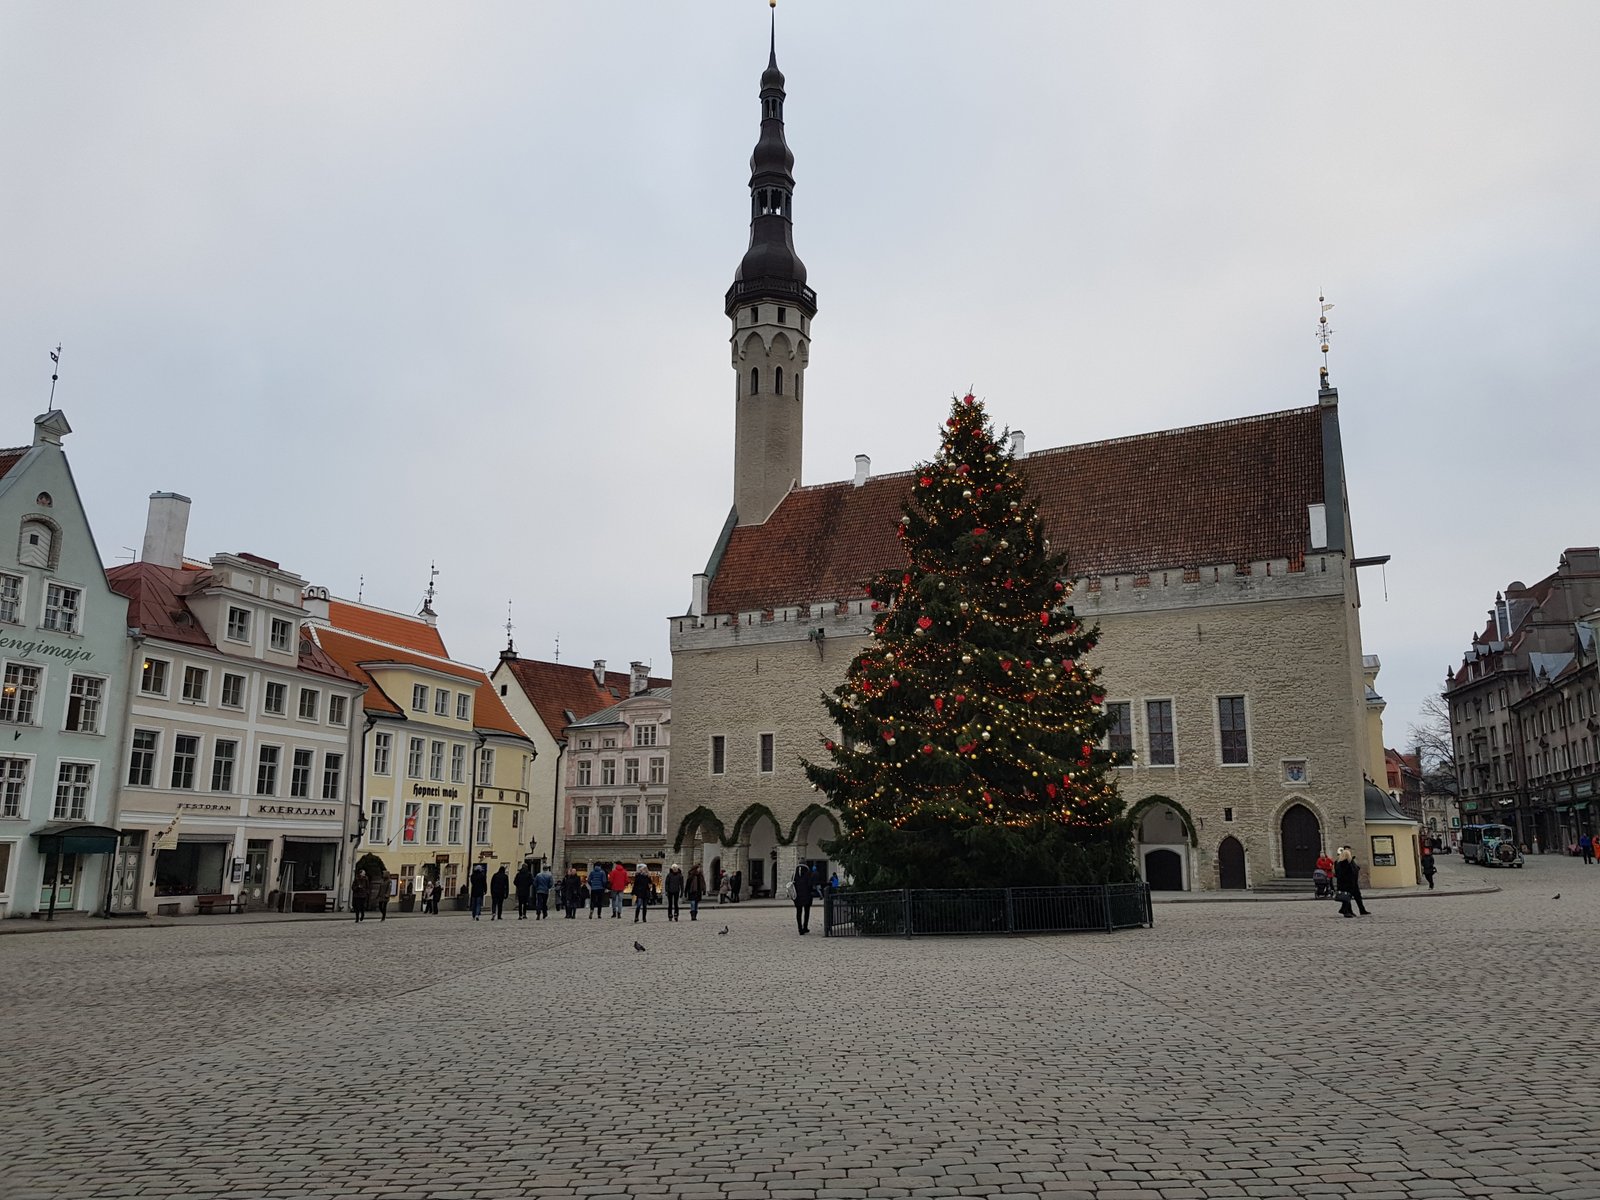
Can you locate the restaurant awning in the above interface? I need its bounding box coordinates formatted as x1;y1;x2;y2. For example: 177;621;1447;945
32;823;122;855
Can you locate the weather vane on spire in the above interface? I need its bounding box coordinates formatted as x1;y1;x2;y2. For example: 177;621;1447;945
48;344;62;409
1317;294;1335;383
504;601;515;652
420;561;439;617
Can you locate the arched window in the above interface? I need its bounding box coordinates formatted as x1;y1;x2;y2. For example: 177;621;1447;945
18;519;56;570
750;367;759;396
774;367;783;396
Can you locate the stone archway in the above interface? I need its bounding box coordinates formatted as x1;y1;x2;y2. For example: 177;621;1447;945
1136;800;1190;892
1279;804;1322;878
1218;836;1247;890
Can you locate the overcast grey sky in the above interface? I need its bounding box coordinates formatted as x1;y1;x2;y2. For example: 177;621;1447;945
3;2;1596;746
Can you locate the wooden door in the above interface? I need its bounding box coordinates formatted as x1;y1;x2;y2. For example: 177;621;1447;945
1218;836;1247;889
1280;805;1321;878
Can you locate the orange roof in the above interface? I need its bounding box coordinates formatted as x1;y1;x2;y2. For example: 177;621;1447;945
327;599;447;657
708;406;1325;614
473;680;528;739
499;657;670;741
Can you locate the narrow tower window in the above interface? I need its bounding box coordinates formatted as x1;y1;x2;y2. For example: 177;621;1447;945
777;307;787;325
774;367;783;396
750;367;759;395
749;306;759;324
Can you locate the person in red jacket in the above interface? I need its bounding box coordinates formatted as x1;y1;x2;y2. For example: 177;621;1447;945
1315;851;1335;880
607;861;631;919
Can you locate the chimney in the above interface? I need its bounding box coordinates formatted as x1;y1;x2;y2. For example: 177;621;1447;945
689;573;709;618
1011;430;1026;459
141;492;192;569
853;454;870;487
629;661;650;697
33;411;72;446
592;658;606;687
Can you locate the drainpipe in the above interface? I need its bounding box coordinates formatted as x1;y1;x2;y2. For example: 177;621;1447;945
105;628;146;917
465;731;487;887
550;740;566;871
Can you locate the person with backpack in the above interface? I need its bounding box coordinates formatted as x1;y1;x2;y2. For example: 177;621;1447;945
587;863;608;919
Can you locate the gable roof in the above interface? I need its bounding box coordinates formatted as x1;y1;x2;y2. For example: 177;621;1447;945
0;446;27;482
498;657;671;741
107;561;354;682
327;599;448;657
707;406;1326;614
567;688;673;730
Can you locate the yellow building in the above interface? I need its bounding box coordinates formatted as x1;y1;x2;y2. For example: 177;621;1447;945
304;596;535;906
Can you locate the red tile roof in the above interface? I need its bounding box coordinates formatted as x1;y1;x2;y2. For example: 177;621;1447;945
327;599;448;657
708;406;1326;614
499;658;670;741
0;446;27;481
472;680;526;739
107;562;353;682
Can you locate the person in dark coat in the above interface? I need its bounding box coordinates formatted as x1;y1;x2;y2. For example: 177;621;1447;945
664;864;685;922
562;867;583;919
685;862;706;921
514;864;533;919
351;870;369;923
1334;847;1370;917
791;863;814;935
1420;847;1436;891
489;865;510;920
632;863;653;923
469;864;488;921
376;872;391;921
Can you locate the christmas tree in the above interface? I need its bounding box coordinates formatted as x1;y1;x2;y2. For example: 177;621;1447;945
803;393;1132;889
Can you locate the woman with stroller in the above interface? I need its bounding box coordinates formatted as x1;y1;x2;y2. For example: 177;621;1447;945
1334;846;1370;918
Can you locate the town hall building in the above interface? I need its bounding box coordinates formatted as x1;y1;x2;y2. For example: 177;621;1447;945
665;25;1378;893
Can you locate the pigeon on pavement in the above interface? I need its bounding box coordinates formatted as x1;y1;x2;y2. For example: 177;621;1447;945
718;926;729;935
633;941;646;952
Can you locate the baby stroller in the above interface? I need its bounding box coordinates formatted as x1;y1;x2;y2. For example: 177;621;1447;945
1312;867;1334;899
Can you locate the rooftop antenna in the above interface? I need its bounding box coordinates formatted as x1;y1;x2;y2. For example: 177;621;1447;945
420;561;438;618
553;632;561;663
1317;293;1335;386
48;344;62;409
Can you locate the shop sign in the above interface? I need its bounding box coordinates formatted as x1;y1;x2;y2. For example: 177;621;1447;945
1370;834;1397;867
177;801;233;813
256;804;338;818
435;854;450;864
0;631;96;665
410;785;459;800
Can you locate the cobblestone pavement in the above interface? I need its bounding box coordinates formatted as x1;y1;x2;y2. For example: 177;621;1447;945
4;856;1598;1200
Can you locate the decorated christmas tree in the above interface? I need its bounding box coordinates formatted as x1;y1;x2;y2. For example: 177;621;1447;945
803;393;1132;889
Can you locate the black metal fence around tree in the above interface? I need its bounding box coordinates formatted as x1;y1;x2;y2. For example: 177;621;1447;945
823;883;1152;938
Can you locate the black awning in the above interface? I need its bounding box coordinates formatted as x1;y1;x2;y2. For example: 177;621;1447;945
32;823;122;855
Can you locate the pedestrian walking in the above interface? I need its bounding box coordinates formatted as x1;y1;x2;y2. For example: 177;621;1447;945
664;864;684;922
430;880;444;914
791;863;814;935
685;862;706;921
533;865;553;919
562;867;583;919
1334;846;1370;918
489;865;510;920
1420;847;1436;891
608;861;630;919
1581;833;1594;865
470;864;488;921
376;872;391;921
351;870;369;923
514;863;533;919
587;863;608;919
632;863;653;923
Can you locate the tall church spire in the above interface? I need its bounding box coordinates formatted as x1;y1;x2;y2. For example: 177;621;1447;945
728;7;816;527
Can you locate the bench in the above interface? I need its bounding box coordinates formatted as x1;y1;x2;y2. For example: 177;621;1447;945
195;893;244;915
290;891;335;913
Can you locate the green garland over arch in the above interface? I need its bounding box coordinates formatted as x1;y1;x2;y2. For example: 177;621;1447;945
1125;794;1200;848
671;802;845;851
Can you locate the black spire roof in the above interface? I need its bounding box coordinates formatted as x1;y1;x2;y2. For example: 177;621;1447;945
726;12;815;318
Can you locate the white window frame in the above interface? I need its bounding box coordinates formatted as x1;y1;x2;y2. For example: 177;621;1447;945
42;581;82;634
411;684;428;713
447;804;463;844
140;656;170;698
1;661;43;726
635;724;657;747
256;744;282;796
597;805;614;835
622;804;639;835
428;740;444;781
407;737;425;780
0;572;23;625
297;688;319;722
477;747;495;786
52;760;95;821
127;728;160;787
289;748;315;798
647;804;663;836
211;739;237;793
0;754;33;820
373;731;393;776
450;744;465;784
474;805;491;845
327;694;348;727
403;801;421;844
170;732;201;791
1143;698;1178;767
456;693;470;721
225;606;251;643
425;803;442;844
649;757;665;785
322;752;343;801
180;664;209;705
624;758;639;785
434;688;449;717
269;617;293;653
220;673;246;710
576;760;592;786
368;798;388;845
600;759;616;786
573;805;590;835
263;681;287;716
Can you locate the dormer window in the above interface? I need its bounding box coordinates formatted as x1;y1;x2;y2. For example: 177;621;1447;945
226;607;251;642
269;618;293;653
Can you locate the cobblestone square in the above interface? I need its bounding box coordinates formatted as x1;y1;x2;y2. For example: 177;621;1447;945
4;857;1598;1200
